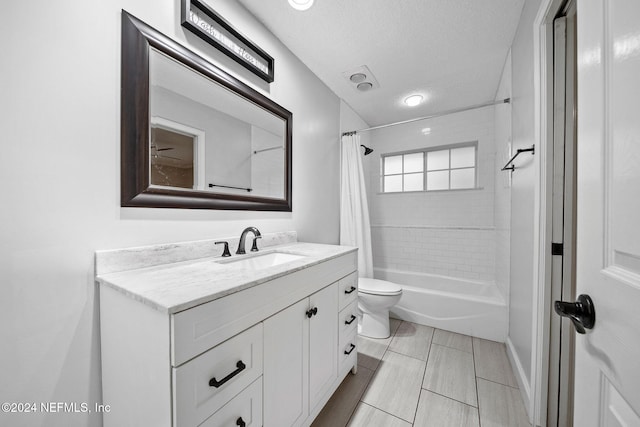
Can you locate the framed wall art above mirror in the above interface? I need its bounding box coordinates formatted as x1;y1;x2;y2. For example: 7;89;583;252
121;11;292;211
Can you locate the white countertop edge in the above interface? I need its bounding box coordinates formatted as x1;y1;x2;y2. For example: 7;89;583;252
96;242;357;314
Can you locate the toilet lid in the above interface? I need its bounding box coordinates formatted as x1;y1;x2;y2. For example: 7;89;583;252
358;278;402;296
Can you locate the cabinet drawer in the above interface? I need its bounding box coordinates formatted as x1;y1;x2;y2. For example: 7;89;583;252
337;272;358;310
339;300;358;344
339;330;358;376
199;377;262;427
173;324;262;427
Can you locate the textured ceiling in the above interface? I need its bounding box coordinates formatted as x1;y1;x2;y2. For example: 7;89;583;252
237;0;525;127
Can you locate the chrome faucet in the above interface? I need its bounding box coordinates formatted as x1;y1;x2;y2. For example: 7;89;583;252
236;227;262;255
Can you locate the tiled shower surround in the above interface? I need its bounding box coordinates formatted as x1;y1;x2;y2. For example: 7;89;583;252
371;225;496;282
365;106;509;289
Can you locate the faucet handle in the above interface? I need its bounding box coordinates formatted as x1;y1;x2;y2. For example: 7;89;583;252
250;236;262;252
215;241;231;257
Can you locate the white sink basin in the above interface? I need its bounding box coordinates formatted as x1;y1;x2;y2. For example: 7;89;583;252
217;252;306;270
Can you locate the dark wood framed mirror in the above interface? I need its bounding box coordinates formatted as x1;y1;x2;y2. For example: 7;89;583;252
121;11;292;210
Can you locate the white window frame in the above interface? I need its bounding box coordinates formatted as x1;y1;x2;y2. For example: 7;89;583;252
381;141;478;193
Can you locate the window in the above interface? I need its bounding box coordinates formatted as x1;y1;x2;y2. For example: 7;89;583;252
382;143;477;193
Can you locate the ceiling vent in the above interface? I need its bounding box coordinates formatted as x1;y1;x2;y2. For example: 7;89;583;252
342;65;380;92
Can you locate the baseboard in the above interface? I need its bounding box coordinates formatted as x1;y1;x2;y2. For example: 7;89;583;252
505;336;532;419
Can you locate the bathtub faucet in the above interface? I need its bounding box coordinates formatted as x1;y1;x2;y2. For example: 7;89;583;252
236;227;262;255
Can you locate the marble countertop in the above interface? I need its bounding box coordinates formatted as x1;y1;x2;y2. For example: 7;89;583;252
96;242;357;314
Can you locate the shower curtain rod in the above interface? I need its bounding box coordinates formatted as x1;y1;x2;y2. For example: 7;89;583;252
341;98;510;136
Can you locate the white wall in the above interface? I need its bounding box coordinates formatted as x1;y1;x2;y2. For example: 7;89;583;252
494;51;513;304
508;0;542;389
339;100;370;146
0;1;340;426
364;108;498;283
251;126;284;198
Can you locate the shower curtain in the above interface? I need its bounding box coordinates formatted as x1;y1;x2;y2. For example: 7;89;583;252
340;133;374;278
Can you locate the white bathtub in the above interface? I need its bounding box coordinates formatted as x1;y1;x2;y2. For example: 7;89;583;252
375;268;508;342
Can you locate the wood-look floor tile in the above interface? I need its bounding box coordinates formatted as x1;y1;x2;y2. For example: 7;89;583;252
357;318;402;371
414;390;480;427
432;329;473;353
311;366;374;427
357;335;390;371
472;337;518;388
361;350;426;422
388;321;434;361
423;344;477;407
369;317;403;341
347;402;411;427
389;317;403;336
477;378;530;427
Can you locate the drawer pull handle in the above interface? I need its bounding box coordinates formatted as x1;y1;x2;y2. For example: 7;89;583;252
209;361;246;388
345;286;356;294
344;343;356;355
345;315;356;325
306;307;318;318
236;417;246;427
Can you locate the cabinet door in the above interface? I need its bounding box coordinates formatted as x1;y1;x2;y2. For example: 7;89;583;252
263;298;309;427
308;283;338;413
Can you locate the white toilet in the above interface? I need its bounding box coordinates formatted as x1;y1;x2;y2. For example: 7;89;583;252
357;278;403;339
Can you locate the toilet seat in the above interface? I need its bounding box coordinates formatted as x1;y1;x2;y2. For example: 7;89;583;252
358;278;402;296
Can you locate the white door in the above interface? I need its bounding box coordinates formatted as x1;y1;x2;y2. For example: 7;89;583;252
573;0;640;424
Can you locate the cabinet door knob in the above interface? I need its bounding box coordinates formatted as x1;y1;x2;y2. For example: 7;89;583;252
344;343;356;355
306;307;318;318
236;417;246;427
345;315;356;325
345;286;356;294
209;360;246;388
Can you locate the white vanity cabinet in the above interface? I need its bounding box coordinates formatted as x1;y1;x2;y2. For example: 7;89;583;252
263;282;338;427
97;241;357;427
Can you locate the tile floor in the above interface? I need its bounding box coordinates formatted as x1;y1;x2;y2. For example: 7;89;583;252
312;319;531;427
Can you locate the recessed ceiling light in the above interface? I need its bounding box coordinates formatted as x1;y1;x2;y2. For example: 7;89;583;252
357;82;373;91
288;0;314;11
404;94;423;107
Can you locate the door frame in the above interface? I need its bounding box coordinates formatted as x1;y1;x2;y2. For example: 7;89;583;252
531;0;576;425
150;116;207;190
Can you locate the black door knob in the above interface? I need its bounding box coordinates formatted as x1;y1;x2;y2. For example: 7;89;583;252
554;294;595;334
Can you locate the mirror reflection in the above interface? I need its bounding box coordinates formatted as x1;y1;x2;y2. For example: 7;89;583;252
150;125;196;189
148;47;286;199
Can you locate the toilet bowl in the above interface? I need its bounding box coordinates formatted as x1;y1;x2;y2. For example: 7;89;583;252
358;278;403;339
